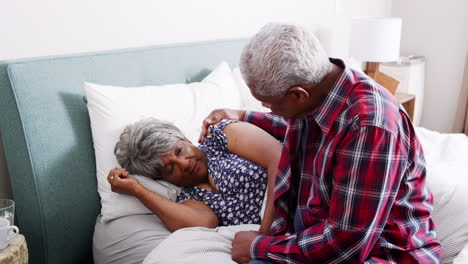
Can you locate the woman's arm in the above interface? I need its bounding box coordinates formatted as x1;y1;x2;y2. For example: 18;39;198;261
221;122;282;235
107;168;219;232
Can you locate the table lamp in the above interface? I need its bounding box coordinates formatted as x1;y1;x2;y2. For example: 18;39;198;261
349;17;402;94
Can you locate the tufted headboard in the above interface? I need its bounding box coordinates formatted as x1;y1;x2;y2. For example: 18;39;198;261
0;39;247;263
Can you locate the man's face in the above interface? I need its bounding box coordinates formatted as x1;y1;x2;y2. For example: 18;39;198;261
249;84;307;119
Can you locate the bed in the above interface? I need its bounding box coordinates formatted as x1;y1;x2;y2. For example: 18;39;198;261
0;39;246;263
0;39;467;264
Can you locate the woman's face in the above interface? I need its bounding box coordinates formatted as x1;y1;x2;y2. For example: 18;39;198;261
158;140;208;187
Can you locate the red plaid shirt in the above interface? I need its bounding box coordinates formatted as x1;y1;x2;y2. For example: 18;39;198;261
246;59;442;263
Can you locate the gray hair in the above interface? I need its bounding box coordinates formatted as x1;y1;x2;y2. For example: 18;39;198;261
114;117;186;179
240;23;331;97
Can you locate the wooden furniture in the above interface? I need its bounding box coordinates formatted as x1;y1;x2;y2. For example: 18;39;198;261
365;64;416;122
396;92;416;121
366;62;400;95
0;234;28;264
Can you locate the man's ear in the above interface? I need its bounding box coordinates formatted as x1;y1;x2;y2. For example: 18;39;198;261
286;86;309;101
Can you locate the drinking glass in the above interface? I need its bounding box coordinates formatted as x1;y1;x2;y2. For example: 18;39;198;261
0;199;14;225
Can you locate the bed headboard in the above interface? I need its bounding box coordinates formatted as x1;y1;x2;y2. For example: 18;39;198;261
0;39;247;264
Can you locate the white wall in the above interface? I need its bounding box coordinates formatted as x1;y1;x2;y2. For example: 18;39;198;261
392;0;468;132
0;0;391;198
0;0;393;60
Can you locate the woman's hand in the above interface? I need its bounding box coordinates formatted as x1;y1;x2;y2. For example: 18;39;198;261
107;169;218;232
198;109;246;143
107;168;141;196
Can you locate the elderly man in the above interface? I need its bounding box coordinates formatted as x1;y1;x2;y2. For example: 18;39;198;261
199;23;442;263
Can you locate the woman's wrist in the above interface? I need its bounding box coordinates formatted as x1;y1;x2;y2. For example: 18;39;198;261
131;181;145;197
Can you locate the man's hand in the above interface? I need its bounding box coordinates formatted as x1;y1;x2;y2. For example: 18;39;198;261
198;109;247;143
107;168;141;196
232;231;261;264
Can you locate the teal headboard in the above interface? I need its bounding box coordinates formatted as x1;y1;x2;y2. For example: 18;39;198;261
0;39;247;263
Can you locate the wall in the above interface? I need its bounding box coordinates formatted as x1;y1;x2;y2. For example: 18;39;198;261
0;0;391;199
392;0;468;132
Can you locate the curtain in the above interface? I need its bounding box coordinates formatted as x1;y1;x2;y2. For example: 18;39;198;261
453;52;468;136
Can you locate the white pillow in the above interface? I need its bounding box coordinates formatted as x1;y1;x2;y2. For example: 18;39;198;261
415;127;468;263
454;243;468;264
85;62;243;222
232;67;270;112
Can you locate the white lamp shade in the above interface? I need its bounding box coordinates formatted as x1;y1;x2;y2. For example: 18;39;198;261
349;17;402;62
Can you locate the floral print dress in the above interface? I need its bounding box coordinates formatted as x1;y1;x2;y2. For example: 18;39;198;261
176;120;268;226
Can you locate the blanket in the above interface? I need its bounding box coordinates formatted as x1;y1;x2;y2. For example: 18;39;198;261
143;224;260;264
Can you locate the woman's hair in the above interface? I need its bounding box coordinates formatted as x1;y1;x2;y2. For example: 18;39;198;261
240;23;331;97
114;117;186;179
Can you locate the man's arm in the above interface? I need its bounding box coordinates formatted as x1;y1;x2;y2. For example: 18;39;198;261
235;126;407;263
243;111;288;142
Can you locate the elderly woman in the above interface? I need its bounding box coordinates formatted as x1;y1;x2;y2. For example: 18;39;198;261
107;117;281;234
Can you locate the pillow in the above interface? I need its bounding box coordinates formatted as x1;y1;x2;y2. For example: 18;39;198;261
93;214;171;264
85;61;243;222
232;67;270;112
415;127;468;263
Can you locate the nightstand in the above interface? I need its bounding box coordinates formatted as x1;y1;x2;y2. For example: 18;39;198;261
395;92;415;121
0;234;28;264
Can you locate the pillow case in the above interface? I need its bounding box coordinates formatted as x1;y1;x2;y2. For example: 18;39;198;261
232;67;270;112
415;127;468;263
93;214;171;264
85;61;243;222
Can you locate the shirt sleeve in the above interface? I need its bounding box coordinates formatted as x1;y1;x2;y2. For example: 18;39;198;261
251;125;407;263
244;111;288;141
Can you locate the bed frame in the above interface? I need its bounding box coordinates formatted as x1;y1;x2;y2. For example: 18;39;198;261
0;39;247;263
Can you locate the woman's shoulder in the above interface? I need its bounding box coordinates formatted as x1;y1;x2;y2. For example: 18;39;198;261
206;119;238;136
199;119;238;153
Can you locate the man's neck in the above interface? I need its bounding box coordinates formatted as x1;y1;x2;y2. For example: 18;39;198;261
298;63;344;118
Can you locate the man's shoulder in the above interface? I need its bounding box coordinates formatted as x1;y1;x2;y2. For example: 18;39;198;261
344;79;401;135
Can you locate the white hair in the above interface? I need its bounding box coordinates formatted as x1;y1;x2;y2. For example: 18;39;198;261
240;23;331;97
114;117;186;179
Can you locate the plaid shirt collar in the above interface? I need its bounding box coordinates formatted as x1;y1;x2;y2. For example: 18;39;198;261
306;58;357;134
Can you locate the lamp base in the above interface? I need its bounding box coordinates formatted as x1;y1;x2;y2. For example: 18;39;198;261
365;62;400;95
